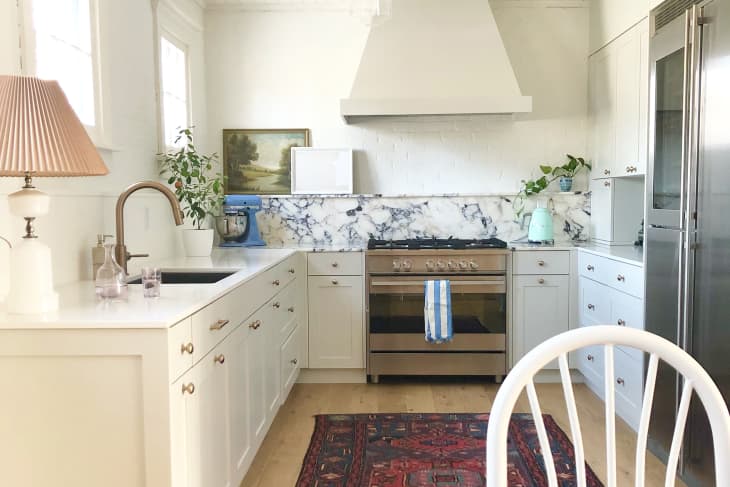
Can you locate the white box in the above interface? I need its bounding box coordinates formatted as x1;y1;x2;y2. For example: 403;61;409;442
291;147;353;195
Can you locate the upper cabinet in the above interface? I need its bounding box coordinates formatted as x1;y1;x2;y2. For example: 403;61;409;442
588;19;650;179
589;0;650;53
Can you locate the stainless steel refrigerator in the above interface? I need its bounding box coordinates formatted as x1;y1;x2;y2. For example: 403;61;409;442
646;0;730;485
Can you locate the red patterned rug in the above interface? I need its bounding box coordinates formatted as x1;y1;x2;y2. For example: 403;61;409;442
295;413;603;487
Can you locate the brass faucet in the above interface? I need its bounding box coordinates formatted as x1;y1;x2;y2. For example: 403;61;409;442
115;181;184;273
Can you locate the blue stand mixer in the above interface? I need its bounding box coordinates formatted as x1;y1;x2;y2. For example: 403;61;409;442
215;195;266;247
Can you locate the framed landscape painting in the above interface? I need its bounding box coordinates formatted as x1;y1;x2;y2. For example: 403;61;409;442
223;128;311;195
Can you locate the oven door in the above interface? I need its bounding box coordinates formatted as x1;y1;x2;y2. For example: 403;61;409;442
368;275;507;352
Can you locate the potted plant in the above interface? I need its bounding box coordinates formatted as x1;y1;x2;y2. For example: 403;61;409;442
513;154;591;217
159;128;225;257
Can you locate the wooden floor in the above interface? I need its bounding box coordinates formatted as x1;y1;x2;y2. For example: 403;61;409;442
240;380;684;487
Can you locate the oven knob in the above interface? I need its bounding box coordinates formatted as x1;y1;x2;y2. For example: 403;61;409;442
392;259;401;271
469;260;479;270
436;260;446;270
459;260;468;270
426;259;435;271
402;259;413;271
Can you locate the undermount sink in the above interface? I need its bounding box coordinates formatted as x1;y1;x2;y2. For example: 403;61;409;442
127;271;235;285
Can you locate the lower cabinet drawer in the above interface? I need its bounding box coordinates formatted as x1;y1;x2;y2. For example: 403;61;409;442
513;250;570;275
577;343;604;395
168;317;193;382
308;252;363;276
271;281;298;344
192;295;237;363
614;348;643;430
280;324;302;401
610;291;644;361
579;277;611;325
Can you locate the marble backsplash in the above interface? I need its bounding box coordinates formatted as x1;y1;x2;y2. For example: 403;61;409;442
256;193;591;247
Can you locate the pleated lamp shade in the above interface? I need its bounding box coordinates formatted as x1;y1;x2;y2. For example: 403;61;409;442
0;75;108;177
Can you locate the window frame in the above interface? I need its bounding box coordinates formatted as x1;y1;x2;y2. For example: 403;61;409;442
19;0;111;149
157;29;192;150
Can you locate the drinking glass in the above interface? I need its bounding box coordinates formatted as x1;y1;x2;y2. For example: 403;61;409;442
141;267;161;298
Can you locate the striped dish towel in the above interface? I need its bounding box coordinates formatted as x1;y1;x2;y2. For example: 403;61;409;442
424;280;453;343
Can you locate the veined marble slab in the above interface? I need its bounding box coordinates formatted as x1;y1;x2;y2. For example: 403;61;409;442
258;193;590;246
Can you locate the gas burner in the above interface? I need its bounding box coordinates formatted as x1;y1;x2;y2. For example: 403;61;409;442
367;237;507;250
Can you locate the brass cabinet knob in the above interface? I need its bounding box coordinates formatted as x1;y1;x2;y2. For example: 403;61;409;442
287;306;295;313
538;278;545;284
273;279;280;286
290;358;298;365
248;320;262;330
617;319;626;326
210;319;229;331
617;378;625;386
604;169;611;175
587;265;595;271
617;274;626;282
273;302;281;309
288;268;295;274
214;354;225;364
587;304;595;310
587;354;594;362
537;260;545;267
331;279;339;285
604;180;611;187
331;262;339;268
182;383;195;395
180;342;194;355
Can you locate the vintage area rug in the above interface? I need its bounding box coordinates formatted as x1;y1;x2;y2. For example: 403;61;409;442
295;413;603;487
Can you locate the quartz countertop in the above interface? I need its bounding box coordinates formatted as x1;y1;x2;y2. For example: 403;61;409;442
510;241;644;266
0;248;297;330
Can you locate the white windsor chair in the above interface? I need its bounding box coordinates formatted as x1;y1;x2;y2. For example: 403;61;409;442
485;325;730;487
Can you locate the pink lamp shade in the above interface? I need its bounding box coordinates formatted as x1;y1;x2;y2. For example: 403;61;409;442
0;75;108;177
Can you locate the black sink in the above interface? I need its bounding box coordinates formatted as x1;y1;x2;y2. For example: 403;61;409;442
127;271;235;285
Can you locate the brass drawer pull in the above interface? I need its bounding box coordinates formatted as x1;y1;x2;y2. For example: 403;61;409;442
210;319;230;331
617;319;626;326
617;378;625;386
538;278;545;284
587;304;595;310
537;260;545;267
287;306;295;313
273;302;281;309
587;354;594;362
331;279;339;285
332;262;339;268
273;279;280;286
182;383;195;395
288;268;295;274
290;358;298;365
617;274;626;282
586;265;594;271
214;354;225;364
249;320;261;330
180;342;194;355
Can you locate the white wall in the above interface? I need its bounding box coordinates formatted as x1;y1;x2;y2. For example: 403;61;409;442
0;0;206;301
204;1;590;196
589;0;649;53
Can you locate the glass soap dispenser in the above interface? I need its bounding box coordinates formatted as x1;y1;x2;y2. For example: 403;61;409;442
95;242;128;299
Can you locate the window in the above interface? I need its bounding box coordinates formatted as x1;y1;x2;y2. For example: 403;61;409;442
159;35;189;148
26;0;97;127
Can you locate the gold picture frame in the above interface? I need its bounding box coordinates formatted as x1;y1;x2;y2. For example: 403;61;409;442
222;128;311;195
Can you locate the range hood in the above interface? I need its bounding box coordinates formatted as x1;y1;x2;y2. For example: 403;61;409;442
341;0;532;123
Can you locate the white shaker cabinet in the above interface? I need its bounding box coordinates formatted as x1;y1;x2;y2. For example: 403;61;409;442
512;251;571;369
590;177;644;245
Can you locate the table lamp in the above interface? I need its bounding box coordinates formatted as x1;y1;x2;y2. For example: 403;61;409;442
0;75;109;314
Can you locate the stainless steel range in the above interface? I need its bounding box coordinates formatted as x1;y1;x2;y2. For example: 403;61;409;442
366;238;511;383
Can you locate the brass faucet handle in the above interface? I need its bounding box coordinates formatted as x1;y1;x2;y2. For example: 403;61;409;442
127;252;150;261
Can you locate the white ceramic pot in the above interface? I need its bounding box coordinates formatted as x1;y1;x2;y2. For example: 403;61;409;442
182;229;214;257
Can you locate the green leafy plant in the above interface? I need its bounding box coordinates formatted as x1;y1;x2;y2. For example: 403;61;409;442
159;128;226;230
513;154;591;217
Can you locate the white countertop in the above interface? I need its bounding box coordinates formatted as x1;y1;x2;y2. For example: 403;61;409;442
0;248;297;330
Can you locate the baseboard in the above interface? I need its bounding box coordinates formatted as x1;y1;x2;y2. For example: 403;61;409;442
297;368;367;384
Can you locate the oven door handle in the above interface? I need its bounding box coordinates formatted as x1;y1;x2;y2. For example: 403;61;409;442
369;278;506;294
370;280;504;287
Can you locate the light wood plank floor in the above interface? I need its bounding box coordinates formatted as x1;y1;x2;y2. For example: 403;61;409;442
241;381;685;487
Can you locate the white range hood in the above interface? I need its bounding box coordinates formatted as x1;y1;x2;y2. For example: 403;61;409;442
341;0;532;123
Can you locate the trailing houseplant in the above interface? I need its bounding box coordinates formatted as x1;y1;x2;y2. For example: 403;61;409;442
513;154;591;217
159;127;226;256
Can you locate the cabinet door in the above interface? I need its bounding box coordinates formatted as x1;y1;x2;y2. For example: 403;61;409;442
245;312;268;448
173;350;232;487
589;178;613;242
227;324;253;484
512;274;570;369
308;275;364;368
264;303;281;419
589;47;617;178
614;26;642;177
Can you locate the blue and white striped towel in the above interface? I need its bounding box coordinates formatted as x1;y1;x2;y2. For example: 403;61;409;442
424;280;453;343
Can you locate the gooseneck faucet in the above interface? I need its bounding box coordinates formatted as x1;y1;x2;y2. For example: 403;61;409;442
115;181;184;273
